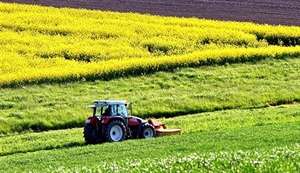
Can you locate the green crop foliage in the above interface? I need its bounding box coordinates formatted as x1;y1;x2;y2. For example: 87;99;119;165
54;145;300;173
1;118;300;172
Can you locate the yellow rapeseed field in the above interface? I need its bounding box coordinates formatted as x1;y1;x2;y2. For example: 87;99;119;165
0;2;300;87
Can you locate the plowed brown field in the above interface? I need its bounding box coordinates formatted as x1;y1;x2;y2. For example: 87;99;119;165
1;0;300;26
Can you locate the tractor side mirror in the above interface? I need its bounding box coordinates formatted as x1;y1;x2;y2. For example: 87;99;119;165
127;102;133;116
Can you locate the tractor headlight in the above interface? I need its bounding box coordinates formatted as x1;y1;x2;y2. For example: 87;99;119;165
85;119;91;123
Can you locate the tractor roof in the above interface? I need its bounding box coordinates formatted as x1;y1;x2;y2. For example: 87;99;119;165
88;100;127;108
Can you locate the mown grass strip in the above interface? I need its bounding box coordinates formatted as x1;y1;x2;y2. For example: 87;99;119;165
0;120;299;172
1;104;299;156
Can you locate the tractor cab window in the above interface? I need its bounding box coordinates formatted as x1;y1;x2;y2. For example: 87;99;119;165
111;105;117;116
102;105;110;116
118;104;128;117
102;105;117;116
95;107;102;116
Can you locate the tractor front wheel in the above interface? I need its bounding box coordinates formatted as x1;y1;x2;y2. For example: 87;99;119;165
104;120;126;142
140;123;156;138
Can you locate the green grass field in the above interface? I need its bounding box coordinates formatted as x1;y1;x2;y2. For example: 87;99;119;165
1;57;300;135
1;104;300;172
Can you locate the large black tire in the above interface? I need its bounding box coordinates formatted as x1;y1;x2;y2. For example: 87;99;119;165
104;120;126;142
83;123;102;144
139;123;156;138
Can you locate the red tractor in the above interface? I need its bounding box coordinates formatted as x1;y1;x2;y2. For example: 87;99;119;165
84;100;157;144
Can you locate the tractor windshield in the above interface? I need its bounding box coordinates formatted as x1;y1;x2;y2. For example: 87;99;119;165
91;107;102;117
118;104;128;117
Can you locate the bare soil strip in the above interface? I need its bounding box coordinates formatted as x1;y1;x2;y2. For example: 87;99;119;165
2;0;300;26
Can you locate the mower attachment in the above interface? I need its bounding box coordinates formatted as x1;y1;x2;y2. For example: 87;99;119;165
148;119;181;137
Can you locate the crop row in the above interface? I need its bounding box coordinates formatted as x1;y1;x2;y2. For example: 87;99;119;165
1;2;299;47
1;45;300;87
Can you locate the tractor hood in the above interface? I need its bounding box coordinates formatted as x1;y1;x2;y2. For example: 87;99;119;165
128;116;144;126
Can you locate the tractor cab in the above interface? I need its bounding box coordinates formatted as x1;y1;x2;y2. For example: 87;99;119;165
88;100;132;118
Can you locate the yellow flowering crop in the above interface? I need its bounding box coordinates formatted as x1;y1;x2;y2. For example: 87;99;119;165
0;2;300;87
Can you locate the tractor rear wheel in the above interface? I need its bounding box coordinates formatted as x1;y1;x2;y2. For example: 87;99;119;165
83;123;102;144
140;123;156;138
104;120;126;142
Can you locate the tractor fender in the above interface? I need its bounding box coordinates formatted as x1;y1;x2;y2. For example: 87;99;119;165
85;116;100;125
